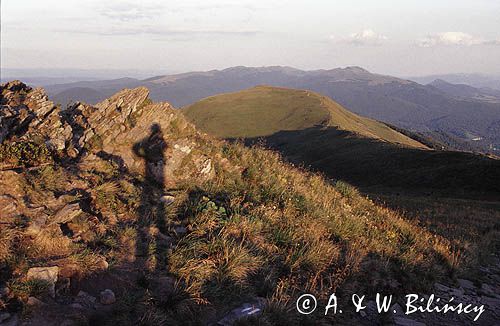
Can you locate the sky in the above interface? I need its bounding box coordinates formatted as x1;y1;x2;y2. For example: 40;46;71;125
2;0;500;77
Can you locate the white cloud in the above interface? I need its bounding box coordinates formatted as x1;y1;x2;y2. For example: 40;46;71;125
97;1;166;21
417;32;500;47
332;29;388;46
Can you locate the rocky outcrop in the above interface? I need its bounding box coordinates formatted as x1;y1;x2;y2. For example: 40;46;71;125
0;81;215;186
0;80;230;325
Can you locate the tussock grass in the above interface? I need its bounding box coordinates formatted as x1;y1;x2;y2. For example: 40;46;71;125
164;142;454;320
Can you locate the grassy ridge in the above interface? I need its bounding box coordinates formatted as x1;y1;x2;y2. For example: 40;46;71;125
183;86;427;149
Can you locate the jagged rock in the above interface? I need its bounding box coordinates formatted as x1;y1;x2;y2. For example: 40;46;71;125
217;298;265;325
50;203;83;225
99;289;116;305
0;171;26;222
27;296;46;306
27;266;59;298
26;214;49;235
173;143;192;154
2;81;218;188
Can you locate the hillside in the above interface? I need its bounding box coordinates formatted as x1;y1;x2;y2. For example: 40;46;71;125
428;79;500;103
184;86;426;149
5;80;498;325
43;66;500;154
183;86;500;194
52;87;106;107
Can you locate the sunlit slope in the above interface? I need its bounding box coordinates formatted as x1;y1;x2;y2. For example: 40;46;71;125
183;85;427;148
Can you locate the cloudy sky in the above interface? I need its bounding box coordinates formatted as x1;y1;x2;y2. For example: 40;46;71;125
2;0;500;76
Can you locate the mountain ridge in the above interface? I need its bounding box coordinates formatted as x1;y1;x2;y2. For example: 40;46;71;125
183;85;427;149
42;65;500;154
182;85;500;193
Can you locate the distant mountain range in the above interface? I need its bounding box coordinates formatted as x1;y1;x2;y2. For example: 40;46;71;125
41;66;500;154
409;73;500;91
428;79;500;102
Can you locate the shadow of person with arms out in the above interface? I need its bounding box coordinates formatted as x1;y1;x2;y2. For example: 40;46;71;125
132;123;168;273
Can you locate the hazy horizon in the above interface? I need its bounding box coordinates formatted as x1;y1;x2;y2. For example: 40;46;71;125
2;0;500;77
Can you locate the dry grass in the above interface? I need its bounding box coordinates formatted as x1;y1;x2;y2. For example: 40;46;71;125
1;135;489;324
162;142;457;321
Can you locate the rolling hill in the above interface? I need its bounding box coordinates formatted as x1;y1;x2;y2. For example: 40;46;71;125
42;66;500;154
183;85;426;148
182;86;500;194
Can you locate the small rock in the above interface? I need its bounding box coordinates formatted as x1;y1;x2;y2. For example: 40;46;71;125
200;159;212;175
26;214;48;235
96;257;109;271
394;317;425;326
50;203;83;225
217;298;265;326
160;195;175;205
27;296;45;306
100;289;116;305
27;266;59;298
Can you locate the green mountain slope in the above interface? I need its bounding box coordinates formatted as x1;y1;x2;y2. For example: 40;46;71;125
182;86;500;194
183;85;427;148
